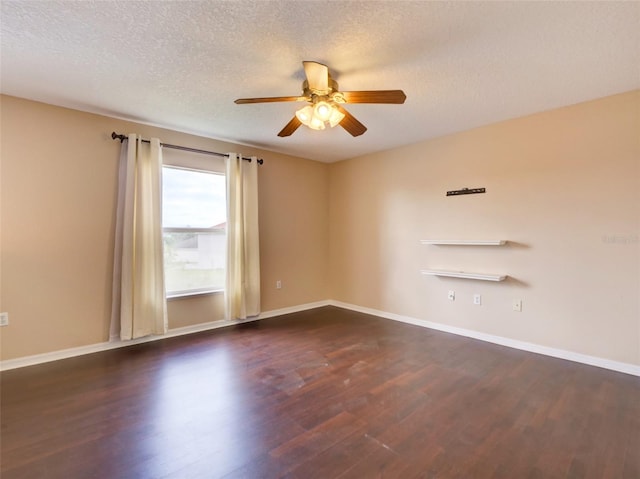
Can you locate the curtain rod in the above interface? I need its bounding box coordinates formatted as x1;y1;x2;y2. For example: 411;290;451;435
111;132;263;165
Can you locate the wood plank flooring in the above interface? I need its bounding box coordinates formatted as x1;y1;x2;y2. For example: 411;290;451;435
1;306;639;478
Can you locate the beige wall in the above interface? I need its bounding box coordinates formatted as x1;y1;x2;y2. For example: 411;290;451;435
2;91;638;367
0;95;329;360
329;90;640;365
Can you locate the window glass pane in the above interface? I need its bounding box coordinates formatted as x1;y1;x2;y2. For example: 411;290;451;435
162;167;226;228
163;231;226;294
162;166;226;296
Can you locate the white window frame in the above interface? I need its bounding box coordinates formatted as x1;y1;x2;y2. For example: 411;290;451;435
162;165;226;299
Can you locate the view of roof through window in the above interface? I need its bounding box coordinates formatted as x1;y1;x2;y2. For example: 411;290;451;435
162;166;226;228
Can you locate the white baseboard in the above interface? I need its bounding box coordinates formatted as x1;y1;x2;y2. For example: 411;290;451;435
0;300;331;371
3;298;638;377
257;300;331;319
329;300;640;377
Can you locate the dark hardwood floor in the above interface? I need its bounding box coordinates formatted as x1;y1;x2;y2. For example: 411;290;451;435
1;306;639;478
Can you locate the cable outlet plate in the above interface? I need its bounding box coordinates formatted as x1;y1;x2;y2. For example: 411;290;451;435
448;290;455;301
513;299;523;312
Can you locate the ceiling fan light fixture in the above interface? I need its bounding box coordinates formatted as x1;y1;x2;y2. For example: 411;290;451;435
295;105;314;125
314;101;332;121
328;107;345;127
236;60;405;138
308;116;326;130
296;102;341;130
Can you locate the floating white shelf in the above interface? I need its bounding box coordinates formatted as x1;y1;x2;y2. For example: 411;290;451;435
420;239;506;246
420;269;507;282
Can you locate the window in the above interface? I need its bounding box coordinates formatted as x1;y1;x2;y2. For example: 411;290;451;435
162;166;226;297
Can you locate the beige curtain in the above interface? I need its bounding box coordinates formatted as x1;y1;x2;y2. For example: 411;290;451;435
225;153;261;320
110;134;167;340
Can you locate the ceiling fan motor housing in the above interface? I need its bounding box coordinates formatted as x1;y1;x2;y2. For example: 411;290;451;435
302;77;344;102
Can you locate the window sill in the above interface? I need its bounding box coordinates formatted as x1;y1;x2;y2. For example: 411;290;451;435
166;289;224;301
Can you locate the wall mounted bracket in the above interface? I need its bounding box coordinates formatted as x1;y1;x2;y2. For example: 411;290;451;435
446;187;485;196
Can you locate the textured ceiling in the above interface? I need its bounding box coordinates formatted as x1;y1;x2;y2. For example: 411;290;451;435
1;1;639;162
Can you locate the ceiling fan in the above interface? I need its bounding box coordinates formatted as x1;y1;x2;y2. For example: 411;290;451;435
234;61;406;137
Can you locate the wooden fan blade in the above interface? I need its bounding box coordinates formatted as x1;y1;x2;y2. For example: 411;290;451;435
336;106;367;137
341;90;406;104
235;96;307;104
277;116;302;137
303;61;329;92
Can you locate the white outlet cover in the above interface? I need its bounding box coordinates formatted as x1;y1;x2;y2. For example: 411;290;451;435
448;290;455;301
0;312;8;326
473;294;482;305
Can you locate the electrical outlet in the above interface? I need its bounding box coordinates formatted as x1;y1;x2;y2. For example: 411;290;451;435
473;294;482;305
513;299;522;312
448;290;455;301
0;312;8;327
276;280;282;290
